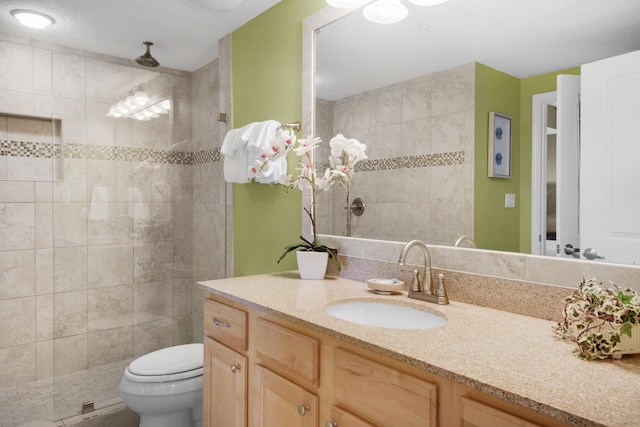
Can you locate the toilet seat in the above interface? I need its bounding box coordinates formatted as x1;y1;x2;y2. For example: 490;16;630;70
125;343;204;383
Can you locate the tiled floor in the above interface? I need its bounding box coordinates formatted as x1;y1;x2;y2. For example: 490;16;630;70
0;359;131;427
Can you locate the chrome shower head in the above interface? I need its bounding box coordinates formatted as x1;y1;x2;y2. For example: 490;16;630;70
135;41;159;67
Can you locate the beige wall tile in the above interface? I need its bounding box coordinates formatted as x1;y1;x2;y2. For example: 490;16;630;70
88;244;133;288
36;295;54;341
0;297;35;347
54;334;87;376
133;319;173;358
87;326;133;368
87;285;133;331
36;340;54;379
0;343;36;386
0;202;35;250
134;280;173;324
53;290;87;338
0;41;34;92
36;248;54;295
53;246;87;292
0;250;35;299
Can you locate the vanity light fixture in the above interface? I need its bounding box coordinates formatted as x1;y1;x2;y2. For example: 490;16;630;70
10;9;55;29
327;0;449;24
106;84;170;121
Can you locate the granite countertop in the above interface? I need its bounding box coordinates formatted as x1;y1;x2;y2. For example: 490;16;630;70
198;272;640;427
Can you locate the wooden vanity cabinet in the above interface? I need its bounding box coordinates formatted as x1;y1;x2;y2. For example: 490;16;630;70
203;298;249;427
451;382;570;427
202;294;571;427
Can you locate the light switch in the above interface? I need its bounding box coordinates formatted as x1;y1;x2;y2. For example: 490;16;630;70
505;193;516;208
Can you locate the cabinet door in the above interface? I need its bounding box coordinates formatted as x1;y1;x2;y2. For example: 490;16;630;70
203;337;247;427
253;365;318;427
459;397;542;427
334;348;438;426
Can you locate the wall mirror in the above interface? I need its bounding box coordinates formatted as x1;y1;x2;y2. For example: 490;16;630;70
305;0;640;266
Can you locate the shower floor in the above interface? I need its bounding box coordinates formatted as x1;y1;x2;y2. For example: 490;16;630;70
0;359;132;427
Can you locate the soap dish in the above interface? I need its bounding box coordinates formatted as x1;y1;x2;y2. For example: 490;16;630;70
367;278;405;295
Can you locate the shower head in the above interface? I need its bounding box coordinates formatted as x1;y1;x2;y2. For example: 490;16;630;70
135;41;159;67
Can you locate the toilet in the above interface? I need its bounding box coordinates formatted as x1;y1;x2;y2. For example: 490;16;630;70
119;343;204;427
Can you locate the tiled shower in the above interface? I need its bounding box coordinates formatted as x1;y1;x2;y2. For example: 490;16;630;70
0;33;229;426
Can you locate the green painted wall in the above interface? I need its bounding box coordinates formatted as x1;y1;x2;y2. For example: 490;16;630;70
518;67;580;253
231;0;325;276
474;63;521;252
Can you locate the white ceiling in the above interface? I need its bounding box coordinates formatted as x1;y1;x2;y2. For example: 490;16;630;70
316;0;640;100
0;0;281;72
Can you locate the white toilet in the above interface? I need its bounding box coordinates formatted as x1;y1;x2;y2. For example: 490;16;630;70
119;343;204;427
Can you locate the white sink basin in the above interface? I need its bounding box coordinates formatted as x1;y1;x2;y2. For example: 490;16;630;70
325;301;446;329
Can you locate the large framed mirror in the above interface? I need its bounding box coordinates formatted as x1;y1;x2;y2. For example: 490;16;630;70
303;0;640;266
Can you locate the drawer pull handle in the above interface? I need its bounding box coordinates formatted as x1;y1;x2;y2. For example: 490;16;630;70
325;422;338;427
230;364;240;373
297;404;311;416
212;317;231;328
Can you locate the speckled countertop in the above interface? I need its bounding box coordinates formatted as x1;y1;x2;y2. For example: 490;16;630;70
198;272;640;427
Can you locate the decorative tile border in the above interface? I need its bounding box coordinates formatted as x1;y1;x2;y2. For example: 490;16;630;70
0;139;220;165
2;138;460;171
317;150;465;172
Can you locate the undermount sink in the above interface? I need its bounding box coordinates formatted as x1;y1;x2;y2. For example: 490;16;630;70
325;301;446;330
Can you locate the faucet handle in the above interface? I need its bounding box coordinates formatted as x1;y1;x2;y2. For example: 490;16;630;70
400;267;421;292
434;273;449;303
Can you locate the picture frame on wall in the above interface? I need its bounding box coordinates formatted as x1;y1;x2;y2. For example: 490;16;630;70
488;112;512;178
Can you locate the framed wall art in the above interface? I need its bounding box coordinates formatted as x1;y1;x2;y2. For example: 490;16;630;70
488;112;512;178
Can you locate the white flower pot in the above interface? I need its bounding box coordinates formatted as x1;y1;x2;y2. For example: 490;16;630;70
296;251;328;280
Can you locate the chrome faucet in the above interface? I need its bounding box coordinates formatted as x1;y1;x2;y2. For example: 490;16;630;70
398;240;449;304
454;235;476;248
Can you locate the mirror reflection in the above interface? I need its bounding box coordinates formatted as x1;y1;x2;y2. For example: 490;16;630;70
312;0;640;264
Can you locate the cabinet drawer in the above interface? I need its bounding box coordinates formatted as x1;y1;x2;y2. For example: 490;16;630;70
328;405;375;427
204;299;248;352
333;348;438;427
460;397;542;427
255;318;320;386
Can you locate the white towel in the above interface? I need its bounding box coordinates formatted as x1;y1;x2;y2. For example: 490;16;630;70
247;121;286;184
221;122;257;183
127;187;150;220
89;185;109;220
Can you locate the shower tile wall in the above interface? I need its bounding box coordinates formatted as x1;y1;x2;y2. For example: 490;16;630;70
315;63;475;245
0;34;226;423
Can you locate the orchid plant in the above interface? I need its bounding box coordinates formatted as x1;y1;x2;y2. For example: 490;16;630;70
250;131;366;270
553;277;640;359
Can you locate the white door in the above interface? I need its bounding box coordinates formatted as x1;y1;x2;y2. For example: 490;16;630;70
581;50;640;265
555;75;581;259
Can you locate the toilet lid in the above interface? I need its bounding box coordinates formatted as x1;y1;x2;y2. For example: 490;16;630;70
129;343;203;376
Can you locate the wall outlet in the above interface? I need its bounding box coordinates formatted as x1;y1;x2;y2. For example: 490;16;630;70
505;193;516;208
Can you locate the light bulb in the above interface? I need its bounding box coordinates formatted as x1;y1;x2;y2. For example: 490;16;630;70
407;0;449;5
363;0;408;24
117;100;129;114
11;10;55;29
161;99;171;110
134;90;150;106
326;0;371;7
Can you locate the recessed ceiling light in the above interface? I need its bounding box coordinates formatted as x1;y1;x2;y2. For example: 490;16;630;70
10;9;55;29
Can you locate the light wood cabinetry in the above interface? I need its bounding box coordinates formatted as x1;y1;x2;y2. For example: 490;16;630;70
253;365;319;426
333;348;438;426
451;382;570;427
202;294;571;427
202;298;249;427
203;337;247;427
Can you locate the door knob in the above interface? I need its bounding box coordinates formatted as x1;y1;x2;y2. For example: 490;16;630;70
583;248;605;260
563;244;580;258
325;422;338;427
230;364;240;373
